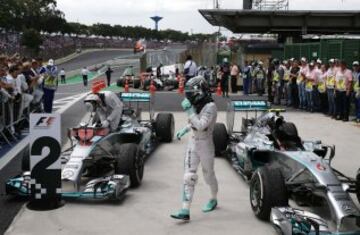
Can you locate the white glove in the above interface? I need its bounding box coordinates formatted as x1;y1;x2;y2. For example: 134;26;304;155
356;92;360;99
101;120;110;128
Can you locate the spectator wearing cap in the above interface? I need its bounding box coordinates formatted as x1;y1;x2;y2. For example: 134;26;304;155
334;60;352;122
352;61;360;123
305;61;320;112
326;59;337;118
318;64;328;114
316;59;322;69
42;59;58;113
298;57;308;110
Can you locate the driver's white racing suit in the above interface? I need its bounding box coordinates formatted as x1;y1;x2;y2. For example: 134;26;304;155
182;102;218;209
97;91;123;131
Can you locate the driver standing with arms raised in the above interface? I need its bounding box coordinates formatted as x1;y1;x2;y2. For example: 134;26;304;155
83;86;123;132
171;76;219;221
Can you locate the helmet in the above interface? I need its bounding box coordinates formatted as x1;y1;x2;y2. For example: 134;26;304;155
272;58;280;66
84;93;101;113
185;76;212;112
223;58;228;63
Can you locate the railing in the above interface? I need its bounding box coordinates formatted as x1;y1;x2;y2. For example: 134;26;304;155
0;90;36;150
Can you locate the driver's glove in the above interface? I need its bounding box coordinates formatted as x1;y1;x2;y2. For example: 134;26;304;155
181;98;195;116
176;126;190;140
101;120;110;128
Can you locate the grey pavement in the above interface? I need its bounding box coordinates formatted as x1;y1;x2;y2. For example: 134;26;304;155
57;49;137;72
5;111;360;235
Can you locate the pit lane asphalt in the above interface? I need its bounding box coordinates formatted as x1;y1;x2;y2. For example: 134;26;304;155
5;110;360;235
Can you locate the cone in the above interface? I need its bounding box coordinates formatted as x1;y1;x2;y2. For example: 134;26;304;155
150;80;156;94
124;79;129;92
178;79;184;94
216;82;222;96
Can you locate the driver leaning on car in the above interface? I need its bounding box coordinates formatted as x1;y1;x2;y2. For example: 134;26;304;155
84;90;124;132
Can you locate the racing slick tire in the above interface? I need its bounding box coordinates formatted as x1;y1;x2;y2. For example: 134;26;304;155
115;143;144;188
213;123;228;157
250;166;288;221
155;113;175;143
356;168;360;203
133;79;141;89
117;79;124;87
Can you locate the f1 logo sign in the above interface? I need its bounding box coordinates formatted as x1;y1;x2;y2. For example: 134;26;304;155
34;117;56;129
30;114;62;210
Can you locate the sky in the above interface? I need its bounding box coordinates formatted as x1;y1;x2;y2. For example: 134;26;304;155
56;0;359;34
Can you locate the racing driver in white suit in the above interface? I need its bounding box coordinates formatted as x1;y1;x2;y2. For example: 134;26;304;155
171;76;219;221
84;90;123;132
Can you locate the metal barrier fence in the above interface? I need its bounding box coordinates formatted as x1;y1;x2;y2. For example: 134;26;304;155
0;91;34;150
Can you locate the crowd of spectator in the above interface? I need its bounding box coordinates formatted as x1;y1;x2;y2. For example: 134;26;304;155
0;54;59;148
0;32;167;60
240;58;360;122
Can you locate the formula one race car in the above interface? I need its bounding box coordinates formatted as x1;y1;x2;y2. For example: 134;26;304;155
117;66;141;89
6;92;174;201
213;100;360;234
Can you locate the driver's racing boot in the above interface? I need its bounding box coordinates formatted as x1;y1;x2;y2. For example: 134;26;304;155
170;209;190;221
202;199;217;213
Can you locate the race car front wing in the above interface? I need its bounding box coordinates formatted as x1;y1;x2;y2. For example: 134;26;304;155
6;172;130;201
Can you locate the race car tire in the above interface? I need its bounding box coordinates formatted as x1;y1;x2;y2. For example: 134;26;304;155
133;80;141;89
356;168;360;203
250;166;288;221
213;123;228;157
155;113;174;143
115;143;144;188
117;79;124;87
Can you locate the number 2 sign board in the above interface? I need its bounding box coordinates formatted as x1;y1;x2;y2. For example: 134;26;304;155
29;113;62;209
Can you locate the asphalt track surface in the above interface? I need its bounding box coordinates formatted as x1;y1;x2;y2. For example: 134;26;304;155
58;49;137;72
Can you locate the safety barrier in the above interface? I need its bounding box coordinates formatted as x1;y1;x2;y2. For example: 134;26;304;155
0;91;36;150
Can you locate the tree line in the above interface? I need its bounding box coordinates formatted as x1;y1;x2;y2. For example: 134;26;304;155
0;0;215;52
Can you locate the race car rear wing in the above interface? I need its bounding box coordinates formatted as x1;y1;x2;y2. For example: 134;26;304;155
226;100;285;135
232;100;270;112
119;92;154;121
120;92;152;102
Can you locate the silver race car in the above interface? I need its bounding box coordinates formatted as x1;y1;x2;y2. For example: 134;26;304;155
6;92;175;201
213;100;360;234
